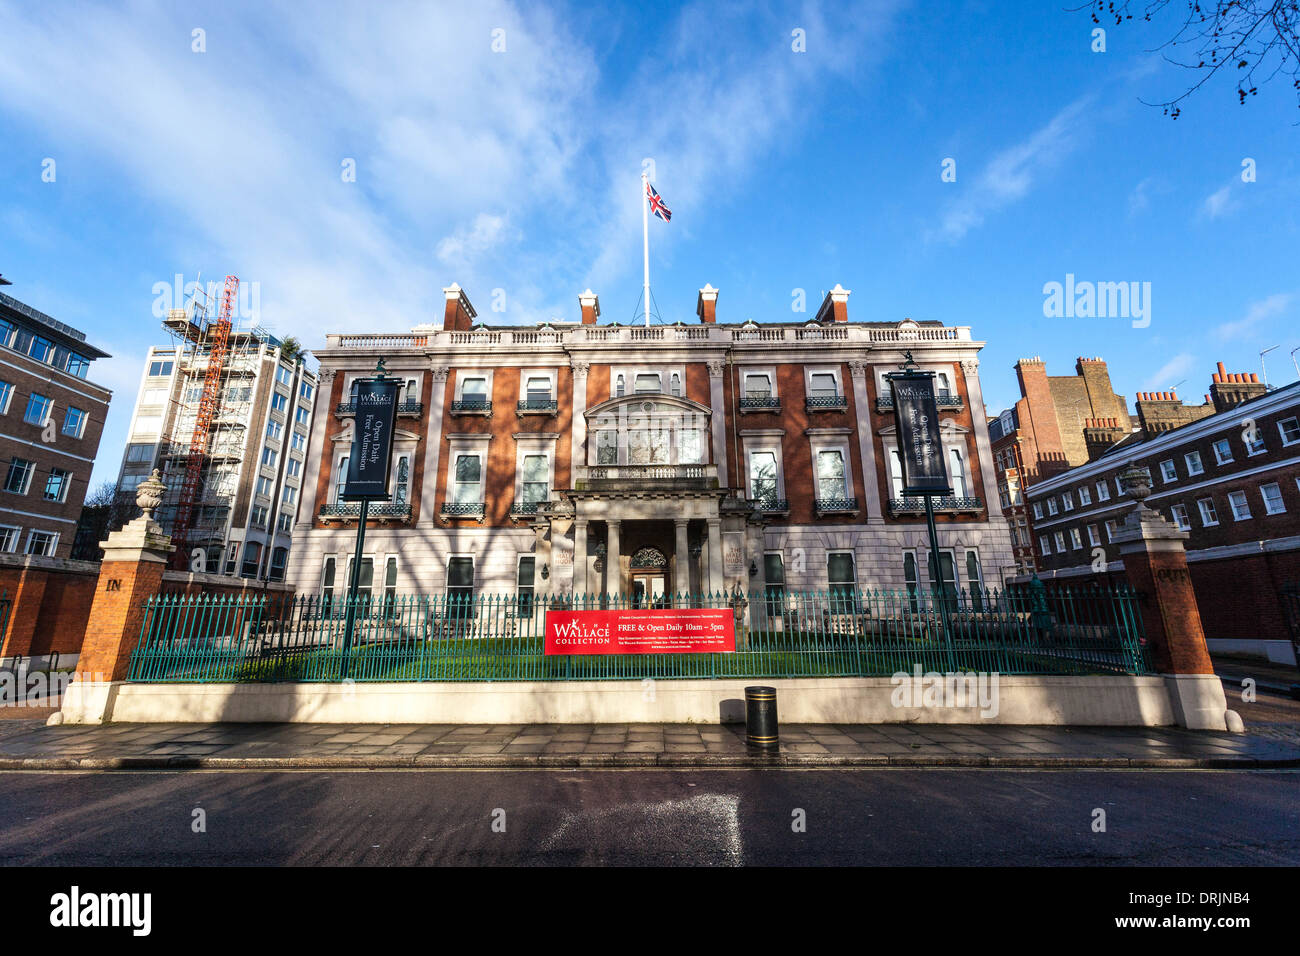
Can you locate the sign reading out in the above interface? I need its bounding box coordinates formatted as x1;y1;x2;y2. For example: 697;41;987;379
342;377;400;500
544;608;736;655
888;370;951;496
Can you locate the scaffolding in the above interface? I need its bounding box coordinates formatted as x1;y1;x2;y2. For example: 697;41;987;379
148;277;275;571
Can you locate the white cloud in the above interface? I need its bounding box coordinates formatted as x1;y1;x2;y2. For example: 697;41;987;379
932;96;1094;242
1201;183;1237;219
1143;352;1196;391
436;214;520;270
1216;292;1294;341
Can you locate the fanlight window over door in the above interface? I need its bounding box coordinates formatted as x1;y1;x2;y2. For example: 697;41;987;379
631;547;667;569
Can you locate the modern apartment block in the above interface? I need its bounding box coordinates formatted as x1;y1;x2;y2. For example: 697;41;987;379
284;282;1015;603
989;356;1132;574
113;310;318;582
0;284;112;558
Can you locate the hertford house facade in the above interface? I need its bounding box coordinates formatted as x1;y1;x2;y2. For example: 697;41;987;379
284;283;1015;605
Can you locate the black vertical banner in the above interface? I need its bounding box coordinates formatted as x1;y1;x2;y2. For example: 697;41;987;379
888;371;951;495
342;377;399;500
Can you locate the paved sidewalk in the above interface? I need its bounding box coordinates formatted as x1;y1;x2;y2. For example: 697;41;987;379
0;717;1297;769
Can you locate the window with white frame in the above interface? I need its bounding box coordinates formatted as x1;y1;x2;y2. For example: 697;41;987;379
261;445;278;469
519;454;549;506
1171;503;1191;530
447;557;474;612
270;392;289;414
1053;531;1066;552
827;551;856;610
393;455;410;505
1159;459;1177;482
1078;485;1091;506
1069;527;1083;550
633;372;661;394
24;392;53;426
949;448;968;498
1197;497;1218;526
459;375;489;406
748;450;780;505
890;450;905;499
452;454;483;504
295;406;310;427
517;556;536;616
43;468;70;503
1096;481;1110;502
0;380;12;414
286;458;301;478
1245;428;1266;455
5;458;34;495
1185;451;1204;476
0;526;18;553
1032;501;1044;520
291;431;307;453
807;370;840;400
670;372;682;397
815;449;849;503
62;406;87;439
743;372;774;399
1039;535;1052;557
320;557;337;612
596;429;618;465
1061;490;1074;511
25;530;57;556
267;420;283;441
1261;482;1285;515
334;455;349;503
1087;524;1100;546
1212;438;1234;464
1228;490;1251;520
1105;519;1119;542
255;475;273;498
1278;417;1300;446
281;485;296;506
1047;498;1058;516
523;373;554;404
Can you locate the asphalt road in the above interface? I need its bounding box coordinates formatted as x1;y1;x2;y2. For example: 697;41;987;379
1;768;1297;866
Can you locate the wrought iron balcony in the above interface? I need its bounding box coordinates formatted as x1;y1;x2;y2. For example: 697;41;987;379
814;496;858;514
748;495;790;513
509;499;550;519
318;502;412;522
440;501;486;521
739;396;781;412
875;390;963;412
516;399;558;416
806;395;848;412
889;496;982;514
450;398;492;416
335;401;423;417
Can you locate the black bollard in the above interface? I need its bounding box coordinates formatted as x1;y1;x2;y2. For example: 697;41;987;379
745;685;778;750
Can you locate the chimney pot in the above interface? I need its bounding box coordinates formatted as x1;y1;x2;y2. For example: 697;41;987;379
1250;373;1259;384
1217;361;1227;377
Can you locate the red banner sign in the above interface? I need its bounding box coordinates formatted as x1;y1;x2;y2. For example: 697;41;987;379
544;608;736;655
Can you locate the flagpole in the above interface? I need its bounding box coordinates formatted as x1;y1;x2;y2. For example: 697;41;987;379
641;171;651;328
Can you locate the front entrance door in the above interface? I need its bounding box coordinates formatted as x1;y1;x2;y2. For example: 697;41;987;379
631;572;668;608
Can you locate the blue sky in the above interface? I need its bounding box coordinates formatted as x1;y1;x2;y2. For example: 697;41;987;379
2;0;1298;488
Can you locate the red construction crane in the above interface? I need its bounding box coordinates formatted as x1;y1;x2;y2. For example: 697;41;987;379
170;275;237;570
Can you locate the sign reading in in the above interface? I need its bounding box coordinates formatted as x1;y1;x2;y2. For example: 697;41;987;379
887;370;951;495
544;608;736;655
342;376;400;500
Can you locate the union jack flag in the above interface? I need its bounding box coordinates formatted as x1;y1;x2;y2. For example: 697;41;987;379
645;181;672;222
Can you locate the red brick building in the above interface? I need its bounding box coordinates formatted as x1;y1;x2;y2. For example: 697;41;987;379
1025;364;1300;644
0;285;112;558
990;356;1132;575
285;283;1015;603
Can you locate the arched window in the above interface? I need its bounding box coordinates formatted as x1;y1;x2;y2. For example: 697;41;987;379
670;372;681;397
615;374;625;397
394;455;410;505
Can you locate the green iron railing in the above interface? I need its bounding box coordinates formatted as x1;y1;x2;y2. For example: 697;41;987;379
125;585;1151;683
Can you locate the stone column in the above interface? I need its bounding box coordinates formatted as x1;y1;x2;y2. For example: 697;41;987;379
960;358;1003;519
571;362;589;477
848;359;884;524
59;471;176;725
606;519;621;596
422;367;451;525
707;360;729;485
573;517;589;599
674;518;690;596
706;517;724;596
1112;466;1231;731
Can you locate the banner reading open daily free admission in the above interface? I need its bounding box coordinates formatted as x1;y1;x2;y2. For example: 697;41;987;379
544;608;736;655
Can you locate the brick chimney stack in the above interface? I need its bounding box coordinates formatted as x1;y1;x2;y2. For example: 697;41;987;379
442;283;477;332
579;289;601;325
1209;360;1267;413
1083;416;1127;461
696;284;719;324
814;284;851;323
